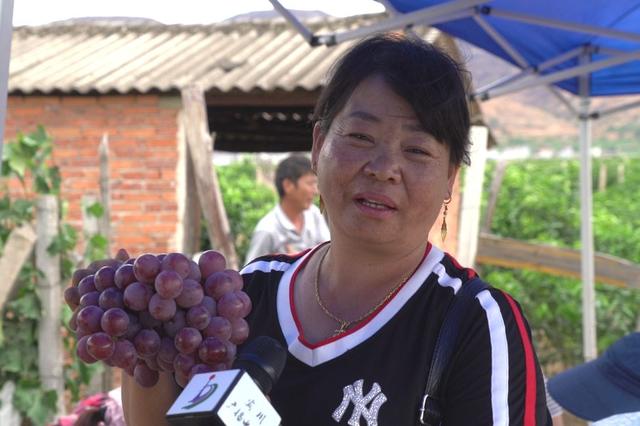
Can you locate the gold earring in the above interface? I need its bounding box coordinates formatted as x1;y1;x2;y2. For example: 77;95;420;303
440;197;451;242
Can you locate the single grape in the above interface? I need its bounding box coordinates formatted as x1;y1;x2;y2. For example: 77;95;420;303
161;253;191;279
144;355;161;372
186;304;211;330
148;294;177;321
189;363;213;381
72;268;93;287
87;332;115;360
224;269;244;291
198;337;227;365
98;287;124;310
175;279;204;308
173;353;196;377
124;362;136;377
77;275;97;296
202;316;232;341
115;248;130;262
110;339;137;370
235;290;252;318
79;291;100;308
134;362;159;388
163;309;186;338
76;335;98;364
157;357;175;372
139;310;162;329
94;266;116;291
187;260;202;282
217;291;245;319
64;286;81;309
75;326;91;340
201;296;217;316
224;340;237;363
198;250;226;280
123;314;142;340
174;327;202;354
100;308;129;337
123;282;152;311
68;309;78;331
134;254;161;284
203;272;235;301
154;270;184;299
134;329;161;358
88;258;121;272
229;317;250;345
174;370;189;388
157;337;179;364
76;305;104;333
114;264;137;289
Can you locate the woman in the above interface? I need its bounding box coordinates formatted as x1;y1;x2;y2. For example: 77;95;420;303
123;32;551;425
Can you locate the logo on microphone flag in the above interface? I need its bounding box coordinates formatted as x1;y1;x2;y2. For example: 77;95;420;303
182;374;219;409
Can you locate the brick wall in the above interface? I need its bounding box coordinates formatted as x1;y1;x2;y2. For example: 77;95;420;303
4;93;182;256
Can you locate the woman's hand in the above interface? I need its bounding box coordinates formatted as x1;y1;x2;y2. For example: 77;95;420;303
122;370;180;426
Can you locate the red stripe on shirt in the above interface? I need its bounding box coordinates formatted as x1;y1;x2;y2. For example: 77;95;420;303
501;290;537;426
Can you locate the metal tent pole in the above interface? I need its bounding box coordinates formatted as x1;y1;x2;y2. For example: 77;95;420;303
578;51;597;361
0;0;14;174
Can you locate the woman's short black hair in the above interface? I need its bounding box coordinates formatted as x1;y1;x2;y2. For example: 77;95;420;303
312;32;471;166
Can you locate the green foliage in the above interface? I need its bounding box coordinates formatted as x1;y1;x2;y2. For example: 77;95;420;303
1;127;101;425
483;157;640;372
203;158;277;263
1;126;61;195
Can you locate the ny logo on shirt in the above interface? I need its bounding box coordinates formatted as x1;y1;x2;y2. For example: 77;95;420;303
332;379;387;426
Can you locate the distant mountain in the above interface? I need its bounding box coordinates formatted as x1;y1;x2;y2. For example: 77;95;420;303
223;10;330;23
459;40;640;154
45;17;163;26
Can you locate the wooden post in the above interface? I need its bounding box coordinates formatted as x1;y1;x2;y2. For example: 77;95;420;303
617;163;625;184
35;195;64;416
180;142;202;256
98;134;115;391
0;381;21;426
0;223;36;310
99;133;111;255
597;162;607;192
81;195;109;393
456;125;489;267
181;85;238;268
482;160;508;233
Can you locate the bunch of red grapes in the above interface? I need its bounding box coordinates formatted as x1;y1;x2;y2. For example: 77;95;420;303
63;249;251;388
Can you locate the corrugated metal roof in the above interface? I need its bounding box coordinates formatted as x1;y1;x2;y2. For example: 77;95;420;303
8;15;443;95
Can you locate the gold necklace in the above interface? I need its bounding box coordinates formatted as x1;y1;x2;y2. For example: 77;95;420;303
314;246;411;336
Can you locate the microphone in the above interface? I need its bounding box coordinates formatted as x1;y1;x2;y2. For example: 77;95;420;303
166;336;287;426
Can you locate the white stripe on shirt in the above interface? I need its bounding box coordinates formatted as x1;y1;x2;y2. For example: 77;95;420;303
477;290;510;426
240;259;292;275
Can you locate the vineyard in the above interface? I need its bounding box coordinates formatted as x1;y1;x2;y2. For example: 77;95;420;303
480;157;640;371
2;131;640;424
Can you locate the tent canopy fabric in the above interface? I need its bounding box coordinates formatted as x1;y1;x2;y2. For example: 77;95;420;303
385;0;640;97
388;0;640;96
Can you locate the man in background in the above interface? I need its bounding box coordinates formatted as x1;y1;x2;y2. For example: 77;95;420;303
245;155;329;264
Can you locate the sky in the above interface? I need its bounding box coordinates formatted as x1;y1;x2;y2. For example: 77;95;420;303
12;0;386;26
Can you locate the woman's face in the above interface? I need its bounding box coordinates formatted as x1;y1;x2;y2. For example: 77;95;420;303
312;75;459;249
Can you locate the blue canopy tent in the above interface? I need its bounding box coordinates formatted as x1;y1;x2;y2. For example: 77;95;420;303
270;0;640;361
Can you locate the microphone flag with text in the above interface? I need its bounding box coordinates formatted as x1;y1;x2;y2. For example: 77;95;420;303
167;336;287;426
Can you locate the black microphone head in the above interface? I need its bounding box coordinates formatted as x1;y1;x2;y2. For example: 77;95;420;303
232;336;287;394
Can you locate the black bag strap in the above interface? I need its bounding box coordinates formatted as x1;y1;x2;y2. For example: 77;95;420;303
418;277;490;425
